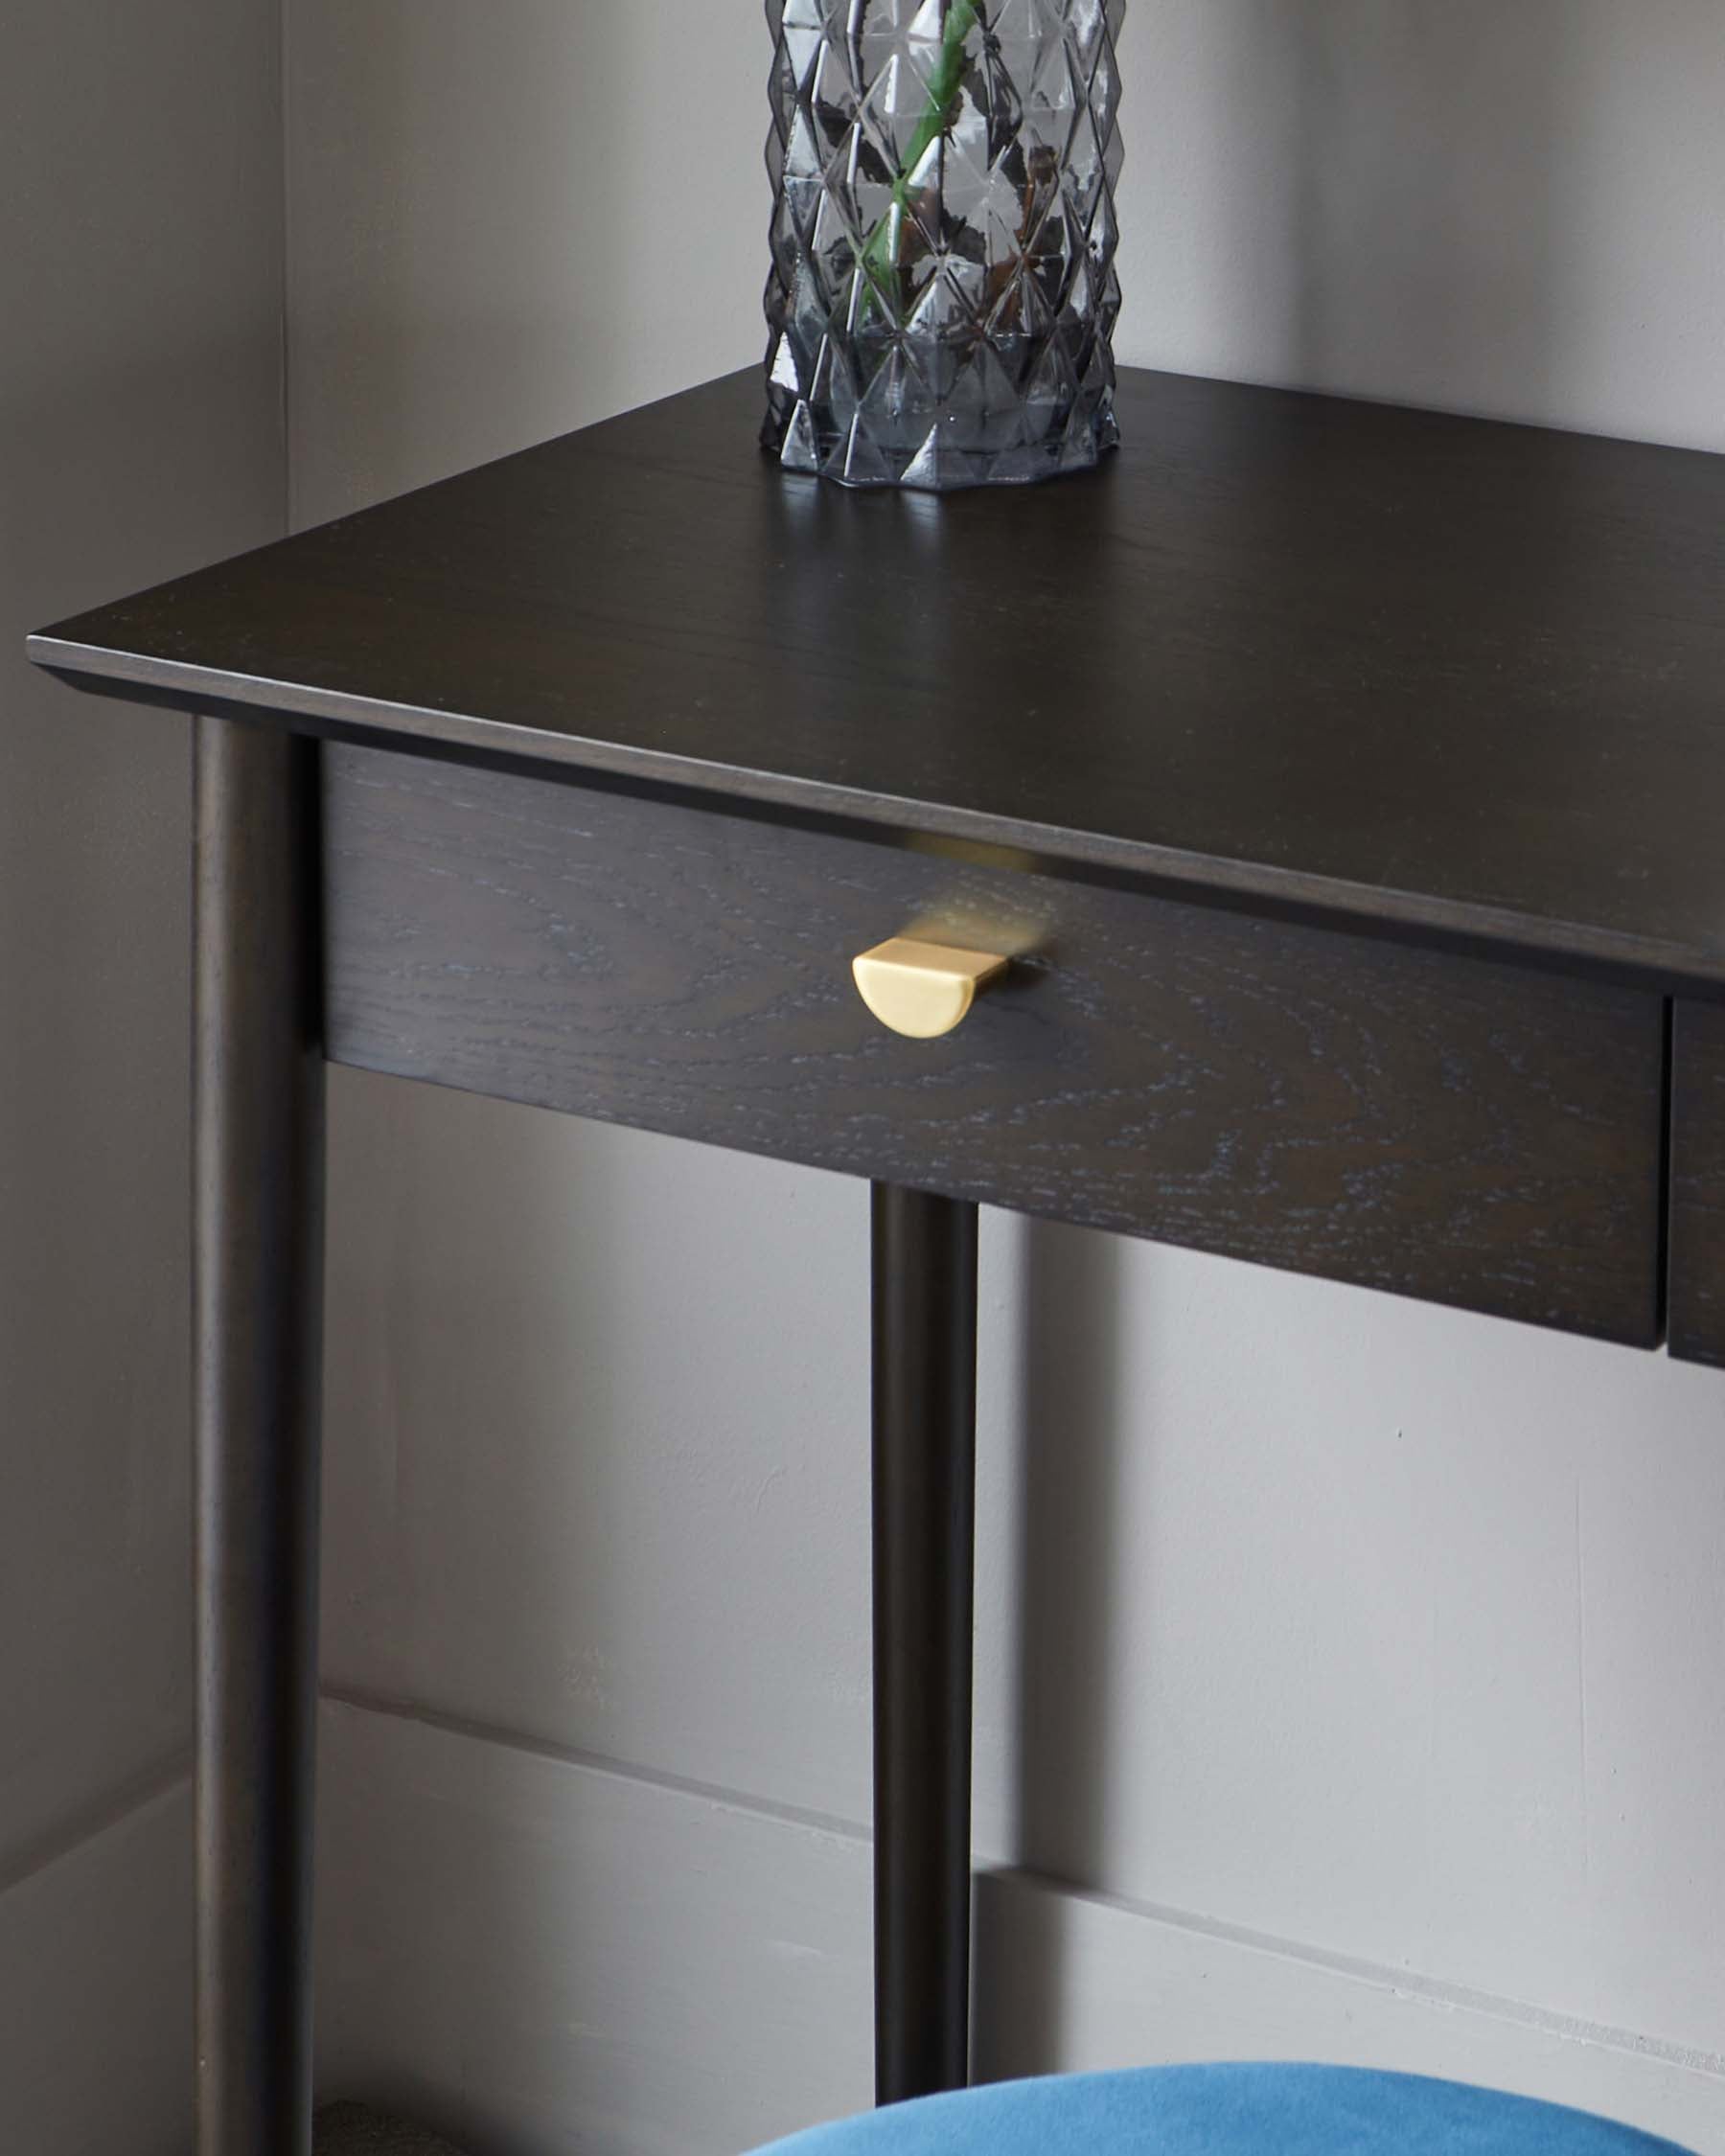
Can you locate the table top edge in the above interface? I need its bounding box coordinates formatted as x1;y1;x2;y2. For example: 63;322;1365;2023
29;629;1724;1003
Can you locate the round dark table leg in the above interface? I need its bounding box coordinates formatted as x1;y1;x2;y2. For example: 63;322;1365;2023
870;1183;978;2106
194;716;326;2156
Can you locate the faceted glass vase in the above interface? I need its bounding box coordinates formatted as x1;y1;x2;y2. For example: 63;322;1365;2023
763;0;1126;492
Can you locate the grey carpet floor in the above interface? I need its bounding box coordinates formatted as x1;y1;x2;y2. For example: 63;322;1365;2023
313;2102;472;2155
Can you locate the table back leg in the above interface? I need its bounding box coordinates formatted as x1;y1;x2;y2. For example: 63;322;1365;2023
193;717;326;2156
870;1183;978;2106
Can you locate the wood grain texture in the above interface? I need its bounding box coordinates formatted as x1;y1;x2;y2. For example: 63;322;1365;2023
1668;1001;1725;1367
323;746;1665;1343
30;367;1725;993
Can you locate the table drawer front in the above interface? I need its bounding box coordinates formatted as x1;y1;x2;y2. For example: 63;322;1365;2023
324;745;1665;1343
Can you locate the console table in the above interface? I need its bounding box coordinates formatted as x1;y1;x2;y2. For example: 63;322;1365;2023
28;367;1725;2156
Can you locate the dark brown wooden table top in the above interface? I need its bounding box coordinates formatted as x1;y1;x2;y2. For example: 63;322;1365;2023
30;366;1725;993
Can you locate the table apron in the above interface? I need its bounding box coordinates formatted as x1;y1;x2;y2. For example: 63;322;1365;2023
322;743;1668;1347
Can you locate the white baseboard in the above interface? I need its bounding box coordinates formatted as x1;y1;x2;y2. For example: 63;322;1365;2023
316;1695;1725;2154
314;1697;875;2155
0;1778;192;2156
3;1689;1712;2156
974;1869;1724;2152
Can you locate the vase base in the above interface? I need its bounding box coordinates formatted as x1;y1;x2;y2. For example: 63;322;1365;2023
761;399;1121;494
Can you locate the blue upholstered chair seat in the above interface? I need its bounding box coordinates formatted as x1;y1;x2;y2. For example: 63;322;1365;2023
748;2065;1692;2156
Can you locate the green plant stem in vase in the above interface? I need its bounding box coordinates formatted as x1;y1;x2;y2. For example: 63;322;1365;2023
859;0;981;311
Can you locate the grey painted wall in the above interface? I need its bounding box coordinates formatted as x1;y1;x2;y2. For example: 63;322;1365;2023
0;3;286;2148
288;6;1725;2148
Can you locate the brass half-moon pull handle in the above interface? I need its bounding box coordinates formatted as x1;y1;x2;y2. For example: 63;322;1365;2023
852;937;1010;1040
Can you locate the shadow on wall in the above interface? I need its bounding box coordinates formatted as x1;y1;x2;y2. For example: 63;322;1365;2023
1008;1222;1133;1894
1271;0;1565;413
965;1220;1131;2086
1122;0;1624;431
974;1862;1075;2086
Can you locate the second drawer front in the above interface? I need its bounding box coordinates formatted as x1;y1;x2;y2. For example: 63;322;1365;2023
324;745;1665;1344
